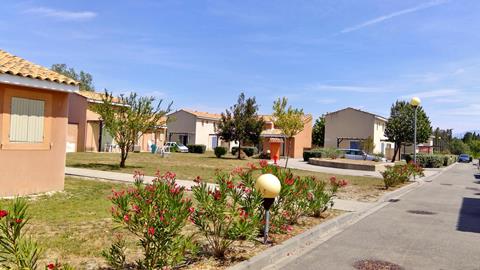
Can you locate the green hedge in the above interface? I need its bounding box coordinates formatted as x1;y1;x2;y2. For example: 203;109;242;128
303;150;323;161
214;146;227;158
416;154;444;168
231;147;257;157
187;144;206;154
443;155;458;166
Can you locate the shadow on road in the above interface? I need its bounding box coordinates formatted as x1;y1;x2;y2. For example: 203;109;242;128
457;197;480;233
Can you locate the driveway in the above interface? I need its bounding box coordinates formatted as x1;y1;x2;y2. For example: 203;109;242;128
275;163;480;270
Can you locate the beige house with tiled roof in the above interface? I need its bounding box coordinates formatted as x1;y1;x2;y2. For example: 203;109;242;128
0;49;79;196
167;109;233;150
67;91;167;152
324;107;394;159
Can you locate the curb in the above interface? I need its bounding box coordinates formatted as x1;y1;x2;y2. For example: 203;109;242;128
228;163;453;270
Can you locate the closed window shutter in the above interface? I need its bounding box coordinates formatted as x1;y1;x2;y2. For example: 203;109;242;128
10;97;45;143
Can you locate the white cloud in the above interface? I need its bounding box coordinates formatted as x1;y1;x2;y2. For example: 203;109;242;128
307;84;387;93
401;88;460;99
340;0;449;34
24;7;97;21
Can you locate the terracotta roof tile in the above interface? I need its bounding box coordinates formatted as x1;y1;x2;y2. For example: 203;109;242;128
0;49;79;86
182;109;222;120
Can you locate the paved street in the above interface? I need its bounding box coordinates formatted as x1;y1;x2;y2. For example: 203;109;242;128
278;163;480;270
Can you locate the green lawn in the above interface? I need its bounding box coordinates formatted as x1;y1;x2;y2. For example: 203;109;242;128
66;152;385;201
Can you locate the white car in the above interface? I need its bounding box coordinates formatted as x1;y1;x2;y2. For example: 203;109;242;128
164;142;189;153
340;149;386;162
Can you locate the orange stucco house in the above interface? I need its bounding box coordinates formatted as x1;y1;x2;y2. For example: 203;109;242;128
0;49;79;197
67;91;167;153
260;114;313;158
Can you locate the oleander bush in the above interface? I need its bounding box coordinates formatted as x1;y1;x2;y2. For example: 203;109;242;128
187;144;207;154
416;154;444;168
105;171;196;269
231;147;258;157
214;146;227;158
303;148;343;162
382;163;425;189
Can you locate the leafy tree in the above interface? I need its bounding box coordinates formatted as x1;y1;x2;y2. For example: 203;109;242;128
449;138;470;155
51;63;95;91
463;132;474;144
361;136;375;154
312;115;325;147
385;100;432;161
217;93;264;159
272;97;305;167
93;91;171;168
469;140;480;158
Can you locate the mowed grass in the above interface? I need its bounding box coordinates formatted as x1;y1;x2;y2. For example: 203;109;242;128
66;152;387;201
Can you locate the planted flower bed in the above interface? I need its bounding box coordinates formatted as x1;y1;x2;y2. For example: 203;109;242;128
0;161;347;270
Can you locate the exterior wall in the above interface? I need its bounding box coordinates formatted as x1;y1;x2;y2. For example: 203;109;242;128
324;108;375;149
291;117;312;158
195;118;218;150
67;93;87;151
0;84;68;197
167;110;197;145
138;127;167;152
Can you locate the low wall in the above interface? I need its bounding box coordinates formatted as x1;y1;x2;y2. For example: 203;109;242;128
308;158;384;171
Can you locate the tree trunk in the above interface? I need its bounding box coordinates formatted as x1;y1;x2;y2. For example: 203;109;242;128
237;141;242;159
120;146;128;168
391;143;400;162
284;138;290;168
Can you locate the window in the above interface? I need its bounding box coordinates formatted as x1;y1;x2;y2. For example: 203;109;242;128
9;97;45;143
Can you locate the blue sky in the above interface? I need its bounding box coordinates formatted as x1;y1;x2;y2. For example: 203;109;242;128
1;0;479;133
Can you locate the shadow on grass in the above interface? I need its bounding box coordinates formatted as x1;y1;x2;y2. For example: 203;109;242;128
457;197;480;233
69;163;142;171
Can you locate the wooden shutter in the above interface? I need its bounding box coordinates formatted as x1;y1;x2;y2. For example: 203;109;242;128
10;97;45;143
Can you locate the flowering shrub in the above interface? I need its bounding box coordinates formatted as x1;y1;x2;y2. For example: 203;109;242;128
191;169;262;258
306;176;347;217
259;164;347;232
0;198;41;270
105;171;196;269
382;163;425;189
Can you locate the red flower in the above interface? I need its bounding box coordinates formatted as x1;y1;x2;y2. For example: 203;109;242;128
47;263;56;270
0;210;7;219
213;190;222;200
132;205;140;213
189;207;195;214
148;227;155;236
194;176;201;183
15;218;22;224
232;167;243;175
329;176;337;185
259;160;268;168
285;178;295;186
123;214;130;222
339;179;348;187
247;162;258;170
227;181;235;189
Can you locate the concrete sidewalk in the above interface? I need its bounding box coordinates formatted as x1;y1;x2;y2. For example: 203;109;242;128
274;163;480;270
65;167;373;212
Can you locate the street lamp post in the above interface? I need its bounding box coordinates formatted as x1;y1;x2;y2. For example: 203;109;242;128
410;97;421;164
255;174;281;244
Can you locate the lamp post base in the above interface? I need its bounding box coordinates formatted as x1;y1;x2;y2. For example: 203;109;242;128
262;198;275;244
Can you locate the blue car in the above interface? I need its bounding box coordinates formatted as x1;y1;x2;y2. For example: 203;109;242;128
458;154;471;163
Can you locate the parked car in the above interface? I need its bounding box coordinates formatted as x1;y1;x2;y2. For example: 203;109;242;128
164;142;189;153
339;149;385;162
458;154;471;163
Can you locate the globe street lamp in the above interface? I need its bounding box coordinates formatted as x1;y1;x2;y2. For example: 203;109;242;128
255;174;281;244
410;97;421;164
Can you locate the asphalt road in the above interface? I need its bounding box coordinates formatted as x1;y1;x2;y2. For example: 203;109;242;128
279;163;480;270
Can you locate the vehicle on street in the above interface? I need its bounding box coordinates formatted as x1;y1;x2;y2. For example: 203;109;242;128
458;154;471;163
339;149;386;162
164;142;189;153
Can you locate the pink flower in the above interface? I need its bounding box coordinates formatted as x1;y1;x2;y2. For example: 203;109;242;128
194;176;201;184
244;188;252;194
123;214;130;222
189;207;195;214
259;160;268;168
0;210;8;219
232;167;243;175
148;227;155;236
132;205;140;213
285;178;295;186
15;218;22;224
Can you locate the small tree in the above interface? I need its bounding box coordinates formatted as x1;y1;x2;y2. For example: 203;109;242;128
385;100;432;161
51;63;95;92
217;93;264;159
449;138;470;155
361;136;375;154
312;115;325;147
93;91;171;168
272;97;305;168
